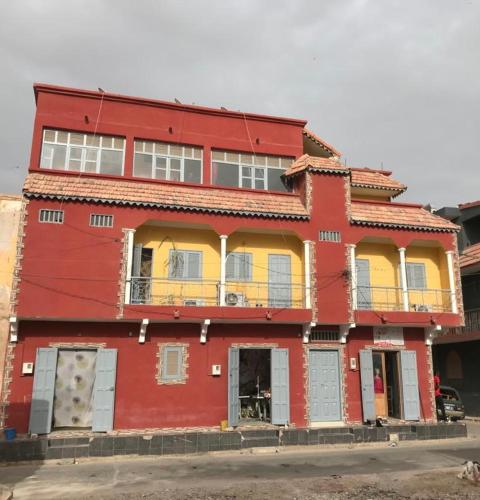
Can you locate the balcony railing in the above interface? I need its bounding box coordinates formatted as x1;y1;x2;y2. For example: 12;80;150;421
128;277;306;308
448;309;480;335
356;285;452;313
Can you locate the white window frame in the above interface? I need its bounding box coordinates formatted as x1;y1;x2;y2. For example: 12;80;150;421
168;249;203;280
39;209;64;224
226;252;253;281
40;129;126;175
133;140;203;183
212;150;293;192
89;214;114;228
406;262;427;290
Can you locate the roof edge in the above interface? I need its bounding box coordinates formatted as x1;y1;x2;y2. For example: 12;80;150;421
350;219;459;233
33;83;308;127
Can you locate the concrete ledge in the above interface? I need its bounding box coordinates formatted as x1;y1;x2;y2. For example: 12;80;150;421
0;423;467;463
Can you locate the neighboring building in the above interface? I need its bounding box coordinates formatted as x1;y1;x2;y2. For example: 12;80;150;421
2;84;462;435
434;202;480;415
0;195;22;428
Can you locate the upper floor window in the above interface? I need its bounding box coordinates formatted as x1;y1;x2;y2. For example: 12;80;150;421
40;129;125;175
168;250;202;280
226;252;252;281
134;141;202;184
406;262;427;289
212;151;293;192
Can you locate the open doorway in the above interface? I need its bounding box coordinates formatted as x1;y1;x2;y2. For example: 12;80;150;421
239;349;271;423
372;351;402;420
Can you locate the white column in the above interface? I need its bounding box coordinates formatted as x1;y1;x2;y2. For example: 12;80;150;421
446;250;458;314
398;247;409;312
219;235;228;306
348;244;357;309
124;229;136;305
303;240;312;309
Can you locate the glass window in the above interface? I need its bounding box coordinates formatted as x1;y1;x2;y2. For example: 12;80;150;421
40;129;125;175
226;252;252;281
406;262;427;289
133;140;203;184
212;150;292;192
168;250;202;280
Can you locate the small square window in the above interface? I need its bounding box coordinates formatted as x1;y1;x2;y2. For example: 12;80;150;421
90;214;113;227
39;209;64;224
156;344;189;384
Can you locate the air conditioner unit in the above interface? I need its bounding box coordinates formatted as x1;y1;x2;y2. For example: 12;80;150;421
225;292;246;307
413;304;433;312
183;299;204;306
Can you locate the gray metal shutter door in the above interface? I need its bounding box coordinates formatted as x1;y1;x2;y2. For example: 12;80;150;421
268;255;292;307
228;348;240;427
92;349;118;432
271;348;290;425
356;259;372;309
29;347;58;435
359;350;376;422
309;350;341;422
400;350;420;421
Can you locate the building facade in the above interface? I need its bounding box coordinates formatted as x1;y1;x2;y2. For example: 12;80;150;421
2;84;463;435
434;202;480;415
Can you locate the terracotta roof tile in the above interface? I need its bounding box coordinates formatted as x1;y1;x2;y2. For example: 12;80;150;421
23;173;309;220
351;200;459;232
303;129;342;157
350;168;407;194
284;154;349;177
460;243;480;269
459;200;480;210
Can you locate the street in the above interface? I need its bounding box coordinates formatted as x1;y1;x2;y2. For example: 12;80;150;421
2;432;480;499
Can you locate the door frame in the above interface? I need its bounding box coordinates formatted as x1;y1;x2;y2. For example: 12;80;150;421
306;346;345;426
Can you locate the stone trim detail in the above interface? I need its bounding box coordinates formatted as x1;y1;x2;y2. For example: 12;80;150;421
452;241;464;321
303;344;347;426
0;343;16;428
309;240;318;322
426;344;437;423
231;343;278;348
116;229;130;319
156;343;189;385
345;244;355;324
49;342;107;349
305;171;313;213
9;198;29;315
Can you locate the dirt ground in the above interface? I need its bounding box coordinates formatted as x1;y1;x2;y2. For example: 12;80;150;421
88;467;480;500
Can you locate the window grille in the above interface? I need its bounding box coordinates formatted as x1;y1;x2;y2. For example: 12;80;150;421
319;230;341;242
310;329;339;341
90;214;114;227
39;209;64;224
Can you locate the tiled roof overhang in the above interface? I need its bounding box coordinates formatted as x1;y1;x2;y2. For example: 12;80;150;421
303;129;342;157
351;200;460;233
284;154;349;177
350;169;407;197
460;243;480;269
23;173;310;220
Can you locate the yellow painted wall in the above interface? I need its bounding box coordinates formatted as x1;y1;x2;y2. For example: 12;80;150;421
355;242;451;311
406;246;450;311
355;242;401;310
133;226;304;307
0;196;22;394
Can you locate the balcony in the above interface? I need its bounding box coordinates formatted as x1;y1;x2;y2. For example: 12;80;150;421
356;285;452;313
129;277;306;308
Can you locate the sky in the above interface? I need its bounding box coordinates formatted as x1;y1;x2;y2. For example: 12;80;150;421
0;0;478;208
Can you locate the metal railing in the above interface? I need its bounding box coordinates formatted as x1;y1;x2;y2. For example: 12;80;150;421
128;277;306;308
449;309;480;335
355;285;452;313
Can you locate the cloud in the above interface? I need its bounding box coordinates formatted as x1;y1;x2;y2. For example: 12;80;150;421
0;0;478;207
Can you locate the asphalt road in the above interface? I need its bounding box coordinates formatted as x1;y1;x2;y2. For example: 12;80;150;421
2;435;480;499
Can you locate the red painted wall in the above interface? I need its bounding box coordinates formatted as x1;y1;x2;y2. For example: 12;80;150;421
344;327;434;423
7;321;307;433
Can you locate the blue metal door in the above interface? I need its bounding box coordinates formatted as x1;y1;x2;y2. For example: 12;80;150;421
228;348;240;427
309;350;341;422
29;348;58;435
92;349;117;432
359;349;376;422
400;350;420;421
268;255;292;307
356;259;372;309
271;348;290;425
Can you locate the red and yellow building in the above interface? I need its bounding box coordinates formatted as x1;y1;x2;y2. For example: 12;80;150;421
2;84;462;434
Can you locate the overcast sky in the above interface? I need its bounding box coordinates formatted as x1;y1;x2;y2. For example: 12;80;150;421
1;0;478;207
